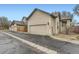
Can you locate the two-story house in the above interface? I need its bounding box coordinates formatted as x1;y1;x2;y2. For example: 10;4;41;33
27;8;73;35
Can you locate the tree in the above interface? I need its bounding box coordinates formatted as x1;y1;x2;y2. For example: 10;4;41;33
0;16;9;29
71;19;77;26
73;4;79;16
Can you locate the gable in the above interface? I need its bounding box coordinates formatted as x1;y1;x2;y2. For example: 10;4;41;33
28;10;52;25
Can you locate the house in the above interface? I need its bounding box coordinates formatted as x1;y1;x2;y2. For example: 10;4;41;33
27;8;73;35
9;21;27;32
22;16;28;25
60;12;73;34
22;16;28;31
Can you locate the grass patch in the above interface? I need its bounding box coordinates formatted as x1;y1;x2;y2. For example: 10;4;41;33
55;34;79;40
76;36;79;40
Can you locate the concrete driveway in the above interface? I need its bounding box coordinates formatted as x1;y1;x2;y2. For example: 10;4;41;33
6;31;79;54
0;32;45;54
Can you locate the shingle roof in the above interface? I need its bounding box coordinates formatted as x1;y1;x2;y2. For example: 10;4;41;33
27;8;57;20
22;16;27;21
26;8;73;22
11;21;25;26
21;16;28;25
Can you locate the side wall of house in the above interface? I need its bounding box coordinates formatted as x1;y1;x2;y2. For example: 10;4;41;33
50;16;60;35
28;11;52;35
55;16;60;34
59;20;71;34
10;24;17;31
66;20;71;28
17;25;27;32
59;21;63;33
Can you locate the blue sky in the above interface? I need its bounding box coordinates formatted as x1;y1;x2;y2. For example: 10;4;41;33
0;4;78;22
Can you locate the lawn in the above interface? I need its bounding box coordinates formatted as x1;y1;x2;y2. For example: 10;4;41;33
55;34;79;40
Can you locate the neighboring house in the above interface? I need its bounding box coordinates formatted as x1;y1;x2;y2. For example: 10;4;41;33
22;16;28;31
9;21;27;32
22;16;28;25
27;8;73;35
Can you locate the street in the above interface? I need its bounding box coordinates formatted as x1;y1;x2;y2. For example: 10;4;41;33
0;31;44;54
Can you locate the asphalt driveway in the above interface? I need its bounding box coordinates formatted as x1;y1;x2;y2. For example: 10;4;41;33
6;31;79;54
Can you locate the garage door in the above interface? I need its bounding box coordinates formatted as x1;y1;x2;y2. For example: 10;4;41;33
29;24;49;35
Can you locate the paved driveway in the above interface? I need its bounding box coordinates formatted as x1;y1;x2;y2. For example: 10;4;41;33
6;31;79;54
0;32;44;54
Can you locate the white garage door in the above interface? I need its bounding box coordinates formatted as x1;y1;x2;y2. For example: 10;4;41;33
29;24;49;35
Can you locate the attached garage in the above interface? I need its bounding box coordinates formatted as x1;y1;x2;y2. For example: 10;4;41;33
29;24;49;35
27;8;56;35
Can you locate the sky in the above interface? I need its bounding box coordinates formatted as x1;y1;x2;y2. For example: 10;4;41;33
0;4;78;22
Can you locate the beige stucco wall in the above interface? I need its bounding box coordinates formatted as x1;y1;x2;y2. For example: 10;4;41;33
54;17;60;34
28;10;54;35
59;21;62;33
9;24;17;31
49;15;60;35
59;19;71;34
28;11;51;25
66;20;71;28
17;25;26;32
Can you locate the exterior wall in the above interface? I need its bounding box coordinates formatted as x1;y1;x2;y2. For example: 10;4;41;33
48;16;54;35
13;24;17;31
59;19;71;34
28;10;72;35
66;20;71;28
10;24;27;32
54;16;60;34
9;24;17;31
51;12;60;35
28;11;51;25
62;22;67;33
52;18;56;35
59;21;63;33
28;11;52;35
17;25;27;32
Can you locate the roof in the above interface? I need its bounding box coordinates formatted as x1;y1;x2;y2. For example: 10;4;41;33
60;12;73;21
22;16;27;21
11;21;25;26
52;12;60;17
27;8;57;20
